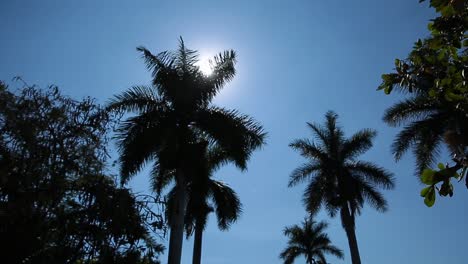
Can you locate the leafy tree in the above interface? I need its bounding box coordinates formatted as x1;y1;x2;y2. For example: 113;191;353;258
378;0;467;206
0;80;164;263
289;111;395;264
280;218;343;264
107;38;266;264
166;143;242;264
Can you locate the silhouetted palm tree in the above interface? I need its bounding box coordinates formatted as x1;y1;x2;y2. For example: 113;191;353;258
280;218;343;264
107;38;265;264
166;144;242;264
383;90;467;175
289;111;395;264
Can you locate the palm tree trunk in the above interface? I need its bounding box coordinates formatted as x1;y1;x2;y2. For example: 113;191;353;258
167;172;187;264
341;207;361;264
192;219;203;264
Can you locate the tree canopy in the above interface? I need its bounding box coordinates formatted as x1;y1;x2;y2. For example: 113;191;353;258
378;0;467;206
0;80;165;263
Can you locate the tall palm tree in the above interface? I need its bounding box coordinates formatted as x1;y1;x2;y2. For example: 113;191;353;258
107;38;265;264
288;111;395;264
165;144;242;264
383;89;468;176
280;218;343;264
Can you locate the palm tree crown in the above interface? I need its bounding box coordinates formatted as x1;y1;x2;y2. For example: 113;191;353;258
280;218;343;264
108;38;265;183
289;111;395;264
165;143;242;264
107;38;266;264
383;88;468;175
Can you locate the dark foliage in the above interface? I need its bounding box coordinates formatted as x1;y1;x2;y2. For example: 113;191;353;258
289;111;394;264
0;81;164;263
107;38;266;264
280;218;343;264
378;0;467;205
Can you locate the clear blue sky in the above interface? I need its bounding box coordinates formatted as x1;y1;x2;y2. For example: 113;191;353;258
1;1;467;263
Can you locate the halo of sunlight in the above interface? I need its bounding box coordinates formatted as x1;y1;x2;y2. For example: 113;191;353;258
196;55;213;76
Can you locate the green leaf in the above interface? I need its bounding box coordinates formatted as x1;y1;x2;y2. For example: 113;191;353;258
424;188;436;207
437;163;445;170
395;59;401;67
441;6;455;17
420;186;432;197
444;91;464;102
421;169;436;184
384;86;392;94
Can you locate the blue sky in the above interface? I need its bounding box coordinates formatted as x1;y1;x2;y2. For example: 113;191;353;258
1;0;467;263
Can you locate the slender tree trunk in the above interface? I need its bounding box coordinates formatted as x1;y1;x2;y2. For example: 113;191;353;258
167;172;187;264
341;207;361;264
192;219;203;264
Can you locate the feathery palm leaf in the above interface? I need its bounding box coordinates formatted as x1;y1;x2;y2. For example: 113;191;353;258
289;111;394;264
384;90;467;177
280;218;343;264
108;38;265;264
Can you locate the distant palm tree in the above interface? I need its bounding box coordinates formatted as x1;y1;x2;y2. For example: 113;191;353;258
383;91;467;175
289;111;395;264
166;144;242;264
280;218;343;264
107;38;265;264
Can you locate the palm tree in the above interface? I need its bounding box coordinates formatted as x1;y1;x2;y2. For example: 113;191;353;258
166;144;242;264
288;111;395;264
383;89;468;176
280;218;343;264
107;38;265;264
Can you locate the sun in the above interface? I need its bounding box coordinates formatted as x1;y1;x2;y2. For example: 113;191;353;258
196;55;213;76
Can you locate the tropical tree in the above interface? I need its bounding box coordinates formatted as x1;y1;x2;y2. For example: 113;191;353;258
378;0;467;206
166;143;242;264
107;38;266;264
280;218;343;264
0;81;164;264
288;111;395;264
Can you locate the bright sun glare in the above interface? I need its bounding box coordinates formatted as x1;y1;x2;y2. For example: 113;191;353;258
197;55;213;76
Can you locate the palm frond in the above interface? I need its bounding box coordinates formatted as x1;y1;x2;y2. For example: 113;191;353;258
279;246;302;264
341;129;377;160
106;85;164;113
357;179;388;212
306;122;330;149
175;37;199;73
383;96;437;127
207;50;237;92
311;220;328;236
209;180;242;230
283;224;303;238
116;113;166;183
289;139;328;163
205;144;232;173
303;176;325;215
281;219;341;264
413;122;444;175
391;114;445;166
320;245;344;259
137;46;174;78
289;162;321;187
195;106;266;170
324;111;344;154
348;161;395;189
150;163;175;195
